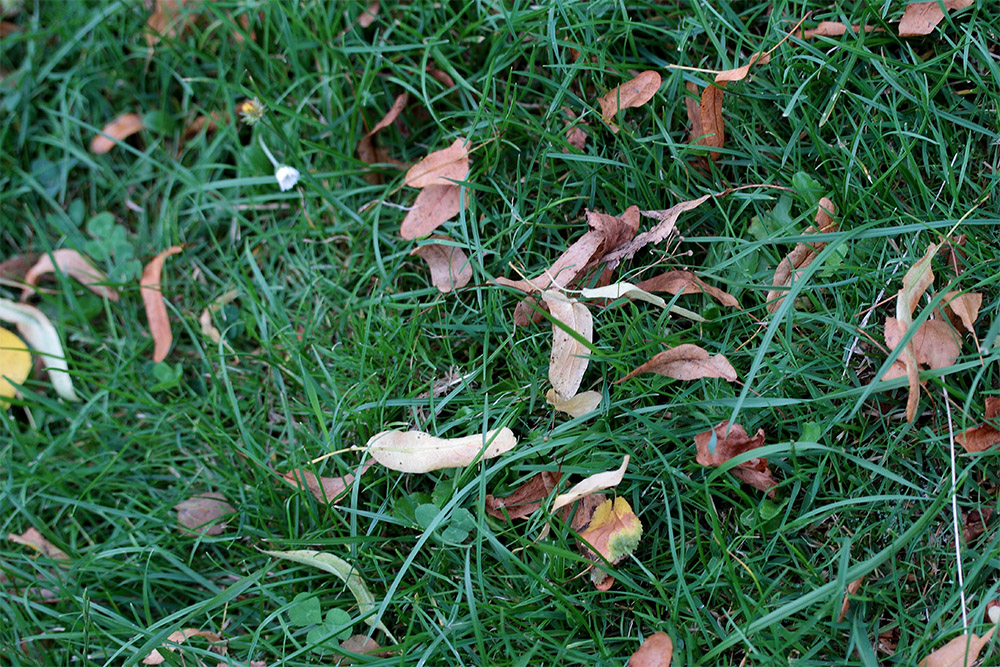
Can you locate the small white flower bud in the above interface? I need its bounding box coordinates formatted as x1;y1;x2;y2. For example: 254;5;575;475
275;165;300;191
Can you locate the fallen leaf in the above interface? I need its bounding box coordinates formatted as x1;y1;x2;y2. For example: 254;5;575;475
956;397;1000;453
838;576;865;622
1;327;31;408
0;299;78;401
365;427;517;473
690;52;770;160
0;21;20;37
616;344;737;384
598;70;661;133
541;290;593;400
356;0;379;28
281;460;374;504
684;80;702;148
145;0;194;51
578;496;643;589
545;388;601;418
918;627;994;667
766;197;837;313
894;243;941;422
602;194;714;268
261;549;396;641
410;236;472;293
561;492;609;532
899;0;973;38
962;508;992;543
694;421;776;497
942;291;982;336
142;628;223;665
22;249;120;301
566;124;588;151
629;632;674;667
552;456;629;511
882;317;960;379
7;527;70;562
580;282;666;308
199;308;222;344
400;183;465;240
90;113;145;154
800;22;879;39
427;67;455;88
363;93;408;139
0;252;40;283
140;246;183;363
485;471;563;521
174;491;234;537
339;634;387;660
404;137;469;188
636;270;740;309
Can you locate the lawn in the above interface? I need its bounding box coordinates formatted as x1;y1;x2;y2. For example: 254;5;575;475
2;0;999;665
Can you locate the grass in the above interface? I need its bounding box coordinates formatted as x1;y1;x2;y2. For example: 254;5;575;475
1;0;999;664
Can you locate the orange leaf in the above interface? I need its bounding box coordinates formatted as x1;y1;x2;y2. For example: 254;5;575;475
629;632;674;667
22;249;120;302
91;113;145;154
174;492;235;537
918;627;994;667
485;471;563;521
404;137;469;188
694;421;776;497
766;197;837;313
956;397;1000;454
616;344;736;383
578;496;643;589
400;183;466;240
598;70;661;133
838;576;865;622
410;236;473;293
141;246;183;363
899;0;973;38
636;270;740;309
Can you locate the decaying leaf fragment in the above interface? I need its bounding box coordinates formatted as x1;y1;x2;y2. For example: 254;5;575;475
365;427;516;473
800;22;879;39
918;626;995;667
689;52;770;160
541;290;593;400
174;491;235;537
962;507;993;543
7;527;70;562
546;388;602;418
598;70;661;133
485;471;563;521
636;270;740;308
942;291;982;336
22;249;120;301
766;197;836;313
602;195;714;269
357;92;408;183
145;0;194;51
410;236;472;293
404;137;469;188
899;0;973;38
893;243;941;423
580;282;666;308
616;344;736;384
0;299;79;401
881;317;960;381
838;576;865;622
281;460;374;504
400;184;465;240
0;327;31;408
695;421;776;497
956;397;1000;454
552;456;629;511
141;246;183;363
91;113;145;154
142;628;224;665
356;0;379;28
629;632;673;667
578;496;643;590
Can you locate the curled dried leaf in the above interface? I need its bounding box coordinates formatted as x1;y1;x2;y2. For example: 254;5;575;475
364;92;408;139
580;282;666;308
695;421;776;497
616;344;737;384
838;576;865;623
542;291;593;399
141;246;183;363
400;183;465;240
598;70;661;132
485;471;563;521
91;113;145;154
942;291;982;336
410;236;472;293
552;456;629;511
356;0;379;28
894;243;941;422
602;195;714;268
636;270;740;309
899;0;973;37
404;137;469;188
22;249;120;301
366;427;516;473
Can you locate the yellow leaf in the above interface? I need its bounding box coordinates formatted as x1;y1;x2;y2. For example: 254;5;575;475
0;326;31;408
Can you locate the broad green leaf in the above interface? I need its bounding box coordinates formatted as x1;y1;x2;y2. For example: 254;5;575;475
289;592;322;627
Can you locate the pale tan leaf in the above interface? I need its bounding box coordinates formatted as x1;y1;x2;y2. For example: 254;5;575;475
899;0;973;38
280;460;374;504
580;281;666;308
91;113;145;154
694;421;776;497
943;291;982;336
404;137;469;188
400;183;465;240
616;344;736;383
174;491;234;537
22;249;120;301
365;427;516;473
566;124;588;151
410;236;472;293
801;22;879;39
884;317;961;372
356;0;379;28
598;70;661;132
0;298;78;401
629;632;674;667
339;634;386;659
496;232;603;294
956;397;1000;454
541;291;592;398
140;246;183;363
896;243;941;422
485;471;563;521
142;628;223;665
7;527;70;562
199;308;222;344
636;270;740;309
714;51;771;83
545;389;601;418
918;627;994;667
766;197;837;313
552;456;629;511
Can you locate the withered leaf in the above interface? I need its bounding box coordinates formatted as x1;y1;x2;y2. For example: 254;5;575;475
942;291;982;336
962;507;992;543
882;317;960;379
546;388;602;418
918;627;994;667
684;81;702;147
578;496;643;590
7;527;70;562
766;197;837;313
140;246;183;363
629;632;674;667
541;290;593;400
552;456;629;511
364;92;408;139
0;253;40;284
485;470;563;521
404;137;469;188
175;491;235;537
22;249;120;302
636;270;740;309
838;576;865;623
694;421;776;497
496;232;603;295
145;0;195;51
281;460;374;504
899;0;973;38
91;113;145;154
598;70;661;133
894;243;941;422
616;344;737;384
427;67;455;88
365;427;516;473
956;397;1000;454
800;22;880;39
691;52;771;160
400;183;465;240
410;236;472;293
339;634;388;660
602;194;714;268
0;299;78;401
580;281;666;308
356;0;379;28
142;628;224;665
566;124;588;151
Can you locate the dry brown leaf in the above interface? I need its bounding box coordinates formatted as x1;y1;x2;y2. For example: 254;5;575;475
899;0;973;37
546;388;602;418
943;291;982;336
918;627;994;667
602;195;714;268
893;243;942;422
145;0;193;51
410;236;472;293
0;21;20;37
280;460;374;504
141;246;183;363
174;491;235;537
7;527;70;562
616;344;737;384
541;290;593;400
956;397;1000;454
339;634;389;661
801;22;879;39
695;421;776;497
629;632;674;667
552;456;629;511
684;81;702;146
91;113;145;154
22;249;120;302
427;67;455;88
578;496;643;590
838;576;865;623
598;70;661;133
356;0;379;28
485;471;563;521
690;52;770;160
400;183;465;240
142;628;224;665
636;270;740;309
364;92;408;139
365;427;516;473
883;317;960;377
0;252;39;284
566;124;588;151
404;137;469;188
962;507;993;543
714;52;771;84
766;197;837;313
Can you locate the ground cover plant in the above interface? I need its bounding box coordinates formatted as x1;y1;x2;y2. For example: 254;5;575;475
1;0;999;664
